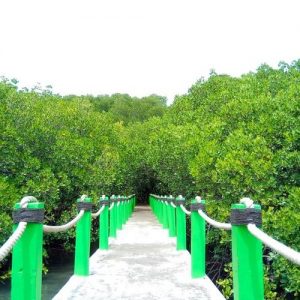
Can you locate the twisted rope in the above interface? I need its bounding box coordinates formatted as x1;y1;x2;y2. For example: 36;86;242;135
43;195;87;233
247;224;300;265
0;196;37;261
195;195;230;230
240;197;300;265
170;202;177;208
198;209;232;230
43;210;84;233
180;204;191;215
91;205;105;218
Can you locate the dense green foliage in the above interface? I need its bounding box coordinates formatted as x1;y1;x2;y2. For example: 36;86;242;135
0;60;299;299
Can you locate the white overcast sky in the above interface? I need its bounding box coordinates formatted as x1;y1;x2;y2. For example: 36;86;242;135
0;0;300;102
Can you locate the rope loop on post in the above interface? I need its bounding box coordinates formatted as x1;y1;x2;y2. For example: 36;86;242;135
80;194;88;202
109;202;115;210
190;203;205;212
0;196;39;261
43;194;89;233
230;197;262;227
77;202;93;212
43;210;85;233
91;205;105;218
20;196;38;208
180;204;191;215
198;210;232;230
170;202;177;208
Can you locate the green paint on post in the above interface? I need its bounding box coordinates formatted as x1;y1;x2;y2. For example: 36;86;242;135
176;195;186;250
162;197;169;229
156;197;162;224
231;203;264;300
11;201;44;300
74;197;92;276
121;197;125;226
168;196;176;237
99;195;109;250
116;196;122;230
191;198;206;278
109;195;117;238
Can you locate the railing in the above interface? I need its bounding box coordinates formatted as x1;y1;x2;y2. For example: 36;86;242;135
149;194;300;300
0;194;136;300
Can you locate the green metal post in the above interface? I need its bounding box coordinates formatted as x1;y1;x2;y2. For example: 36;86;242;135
11;200;44;300
116;195;122;230
231;203;264;300
158;197;163;224
99;195;109;250
162;197;169;229
109;195;117;237
176;195;186;250
119;196;122;228
121;197;125;226
124;197;128;222
74;197;92;276
168;195;176;237
152;195;157;217
127;197;130;221
191;198;206;278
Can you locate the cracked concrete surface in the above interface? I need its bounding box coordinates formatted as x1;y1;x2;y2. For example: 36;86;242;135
53;206;225;300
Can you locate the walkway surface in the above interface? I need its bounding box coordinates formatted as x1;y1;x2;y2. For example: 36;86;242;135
53;206;225;300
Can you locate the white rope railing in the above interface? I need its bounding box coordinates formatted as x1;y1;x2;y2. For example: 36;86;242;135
0;196;37;261
180;204;191;215
0;222;27;261
43;194;87;233
91;205;105;218
109;202;114;210
247;224;300;265
170;202;177;208
198;209;232;230
43;210;85;233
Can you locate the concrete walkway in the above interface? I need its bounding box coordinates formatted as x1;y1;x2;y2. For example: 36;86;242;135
53;206;225;300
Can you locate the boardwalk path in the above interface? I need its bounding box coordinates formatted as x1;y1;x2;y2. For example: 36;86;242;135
54;206;225;300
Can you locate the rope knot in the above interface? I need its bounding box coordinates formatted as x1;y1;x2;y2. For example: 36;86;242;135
20;196;38;208
240;197;254;208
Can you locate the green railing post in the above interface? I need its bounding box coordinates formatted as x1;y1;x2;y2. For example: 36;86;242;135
191;197;206;278
124;197;128;222
99;195;109;250
121;196;125;226
74;196;92;276
127;196;131;221
115;195;119;230
152;195;157;218
159;196;163;224
157;196;162;224
109;195;117;238
176;195;186;250
162;196;169;229
231;203;264;300
116;195;122;230
119;196;123;228
133;195;136;209
11;198;44;300
168;195;176;237
149;195;153;210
